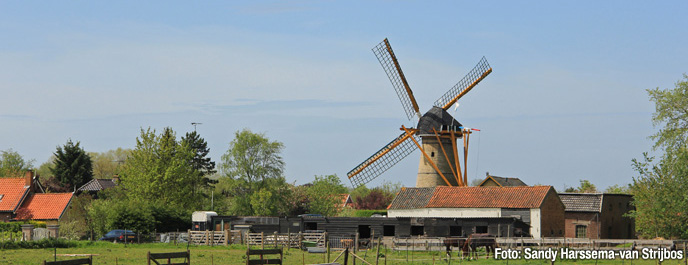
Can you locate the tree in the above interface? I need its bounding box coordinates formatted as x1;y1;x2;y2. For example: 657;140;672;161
182;131;216;176
564;179;598;193
89;148;131;179
648;74;688;155
119;127;202;209
217;129;290;216
51;140;93;190
631;74;688;239
0;149;34;178
181;131;216;194
305;174;348;216
605;184;630;194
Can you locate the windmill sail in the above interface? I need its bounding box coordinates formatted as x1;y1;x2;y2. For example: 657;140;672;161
348;130;419;187
373;39;422;120
434;57;492;110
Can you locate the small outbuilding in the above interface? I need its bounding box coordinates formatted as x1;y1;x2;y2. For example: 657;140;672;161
559;193;635;239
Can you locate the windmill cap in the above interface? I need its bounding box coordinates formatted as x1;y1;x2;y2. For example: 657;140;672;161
416;106;462;136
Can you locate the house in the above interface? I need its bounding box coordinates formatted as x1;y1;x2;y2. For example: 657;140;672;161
338;194;353;208
559;193;635;239
387;186;565;238
77;176;118;195
478;173;527;187
0;171;73;224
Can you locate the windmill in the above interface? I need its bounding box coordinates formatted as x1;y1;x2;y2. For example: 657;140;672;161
347;38;492;188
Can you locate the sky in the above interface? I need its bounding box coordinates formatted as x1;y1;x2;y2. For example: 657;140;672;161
1;1;686;191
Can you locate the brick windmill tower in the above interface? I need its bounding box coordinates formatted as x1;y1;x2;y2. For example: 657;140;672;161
347;38;492;188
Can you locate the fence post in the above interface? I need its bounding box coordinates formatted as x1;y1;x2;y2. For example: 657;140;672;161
375;237;382;265
261;232;265;249
225;229;229;246
274;231;278;249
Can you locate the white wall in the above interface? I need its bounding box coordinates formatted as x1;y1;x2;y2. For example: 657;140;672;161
388;207;544;239
530;208;541;238
388;208;501;218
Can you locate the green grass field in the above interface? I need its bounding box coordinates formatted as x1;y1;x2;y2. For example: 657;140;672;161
0;242;685;264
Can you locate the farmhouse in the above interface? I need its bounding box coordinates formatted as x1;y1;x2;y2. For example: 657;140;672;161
387;186;565;238
559;193;635;239
0;171;73;224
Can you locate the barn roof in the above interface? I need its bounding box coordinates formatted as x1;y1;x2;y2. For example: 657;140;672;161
479;175;527;187
15;193;73;221
559;193;603;212
387;187;435;209
0;178;30;213
77;178;117;192
388;186;555;209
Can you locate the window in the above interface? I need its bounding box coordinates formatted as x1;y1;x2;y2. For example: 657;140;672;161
476;226;488;234
383;225;395;236
0;194;3;202
411;226;424;236
575;225;587;238
449;226;462;236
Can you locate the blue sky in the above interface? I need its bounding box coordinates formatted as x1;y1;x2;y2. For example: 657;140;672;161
1;1;686;190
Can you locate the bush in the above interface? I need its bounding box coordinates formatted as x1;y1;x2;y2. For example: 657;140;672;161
0;221;47;233
352;210;387;217
0;238;76;249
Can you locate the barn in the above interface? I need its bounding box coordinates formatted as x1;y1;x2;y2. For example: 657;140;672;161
387;186;565;238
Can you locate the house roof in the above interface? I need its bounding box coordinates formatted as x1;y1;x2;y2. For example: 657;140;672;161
77;178;117;192
15;193;73;220
387;187;435;210
337;194;353;207
479;175;527;187
0;178;30;212
389;186;554;210
559;193;603;212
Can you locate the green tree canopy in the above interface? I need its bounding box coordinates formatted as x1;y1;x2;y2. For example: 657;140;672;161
0;149;34;178
217;129;291;216
89;148;131;179
631;74;688;239
119;127;202;209
648;74;688;155
305;174;348;216
51;140;93;189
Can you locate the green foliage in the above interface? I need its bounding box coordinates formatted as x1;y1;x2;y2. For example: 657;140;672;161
305;174;348;216
565;180;598;193
51;139;93;189
217;129;291;216
89;148;130;179
87;198;188;237
0;221;47;233
648;74;688;155
0;149;34;178
119;127;203;209
631;152;688;239
604;184;630;194
0;238;76;249
631;75;688;239
351;210;388;217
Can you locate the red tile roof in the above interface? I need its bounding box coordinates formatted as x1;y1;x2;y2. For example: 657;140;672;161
15;193;73;220
0;178;30;212
426;186;553;209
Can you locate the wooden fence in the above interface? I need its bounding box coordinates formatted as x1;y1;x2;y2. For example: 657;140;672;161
187;230;241;245
246;232;326;249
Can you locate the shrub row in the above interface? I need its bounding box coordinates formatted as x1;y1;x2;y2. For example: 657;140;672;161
0;238;76;249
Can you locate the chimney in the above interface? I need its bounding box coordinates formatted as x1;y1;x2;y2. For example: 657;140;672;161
24;170;33;187
112;174;120;183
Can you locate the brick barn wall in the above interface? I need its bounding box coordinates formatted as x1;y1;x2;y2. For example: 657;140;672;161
600;195;635;239
539;189;566;237
565;212;600;239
